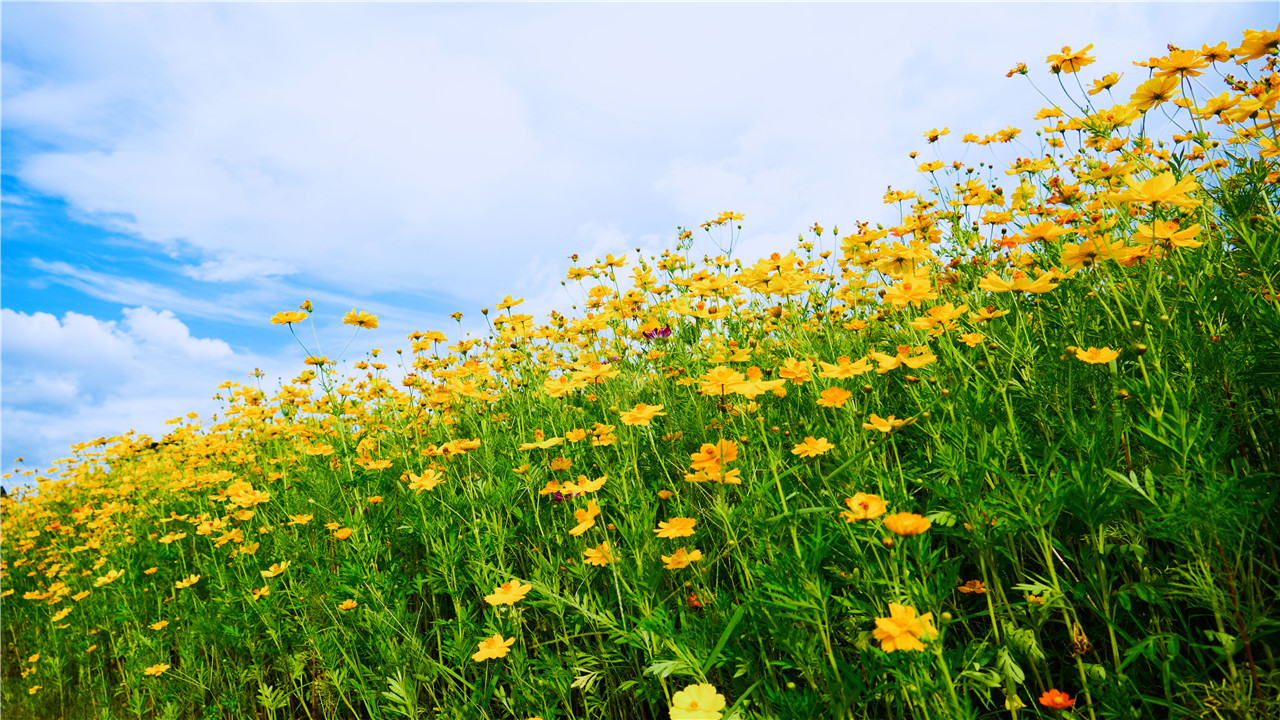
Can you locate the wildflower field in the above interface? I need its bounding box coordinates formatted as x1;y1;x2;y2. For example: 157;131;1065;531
3;25;1280;720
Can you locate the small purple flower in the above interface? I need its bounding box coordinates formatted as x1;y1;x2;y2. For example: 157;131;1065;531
643;325;672;340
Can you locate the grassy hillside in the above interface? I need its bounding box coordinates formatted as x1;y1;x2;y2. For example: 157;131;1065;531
3;26;1279;720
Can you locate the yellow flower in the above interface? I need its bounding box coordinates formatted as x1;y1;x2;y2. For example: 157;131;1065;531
143;567;159;575
661;547;703;570
143;663;171;677
484;580;532;606
1074;346;1120;364
149;620;169;631
619;403;667;426
561;475;607;494
408;470;443;492
270;311;308;325
1108;171;1199;208
1128;76;1181;112
655;517;697;539
93;569;124;587
817;387;852;408
791;436;835;457
872;603;937;652
260;561;290;579
1046;44;1094;74
51;607;73;623
548;457;573;471
332;527;353;541
472;633;516;662
862;414;911;433
287;514;313;526
342;309;379;329
583;541;614;566
884;512;932;536
28;686;42;695
841;493;888;522
338;599;358;610
670;683;726;720
252;585;270;601
778;358;813;384
569;500;601;537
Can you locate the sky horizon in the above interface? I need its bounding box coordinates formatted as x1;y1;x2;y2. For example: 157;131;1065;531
3;2;1274;486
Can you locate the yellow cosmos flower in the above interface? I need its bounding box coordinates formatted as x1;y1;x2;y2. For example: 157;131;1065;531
260;561;290;579
862;414;912;433
619;403;667;426
484;580;532;606
1047;44;1095;73
884;512;932;536
342;310;379;329
408;470;443;492
287;514;313;526
791;436;835;457
817;387;852;408
332;527;353;541
149;620;169;631
841;493;888;522
583;541;614;566
670;683;727;720
143;664;171;677
270;311;308;325
472;634;516;662
569;500;601;537
338;599;358;610
655;517;697;539
1074;346;1120;364
661;547;703;570
175;574;201;589
872;603;938;652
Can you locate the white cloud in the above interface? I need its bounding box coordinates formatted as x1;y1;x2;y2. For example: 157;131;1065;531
0;307;267;477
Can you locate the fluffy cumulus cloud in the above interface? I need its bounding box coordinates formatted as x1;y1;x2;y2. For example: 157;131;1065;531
1;307;266;479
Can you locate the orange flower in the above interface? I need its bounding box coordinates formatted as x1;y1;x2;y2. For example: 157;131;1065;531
791;436;835;457
338;599;358;610
958;580;987;594
872;603;937;652
332;527;353;541
583;541;614;566
1039;689;1075;709
661;547;703;570
569;500;601;537
484;580;532;606
817;387;852;408
655;517;697;538
1074;346;1120;364
884;512;931;536
342;309;379;329
472;634;516;662
619;403;667;426
1047;44;1095;73
862;414;912;433
841;493;887;522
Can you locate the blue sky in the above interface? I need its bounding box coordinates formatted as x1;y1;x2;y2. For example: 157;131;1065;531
2;2;1273;482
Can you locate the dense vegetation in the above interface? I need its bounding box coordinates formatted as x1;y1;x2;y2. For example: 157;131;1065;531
3;25;1279;720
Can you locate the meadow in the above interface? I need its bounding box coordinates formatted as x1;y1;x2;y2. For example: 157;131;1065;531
2;25;1279;720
